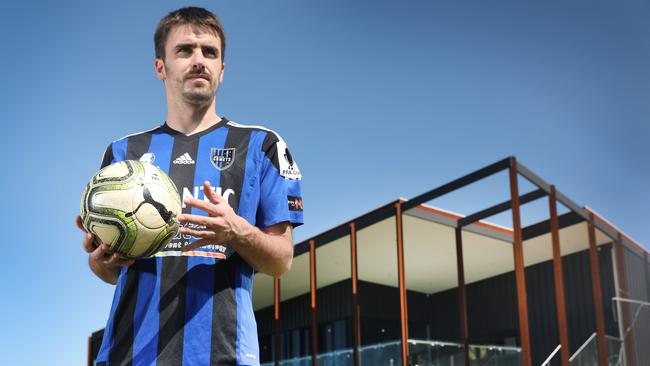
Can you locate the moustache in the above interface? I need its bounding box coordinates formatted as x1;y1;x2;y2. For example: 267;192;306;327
185;72;211;81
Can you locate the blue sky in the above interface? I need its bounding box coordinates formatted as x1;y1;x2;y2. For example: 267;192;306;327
1;0;648;364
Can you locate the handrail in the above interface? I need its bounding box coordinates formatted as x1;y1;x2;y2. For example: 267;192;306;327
569;332;597;362
540;344;561;366
612;296;650;307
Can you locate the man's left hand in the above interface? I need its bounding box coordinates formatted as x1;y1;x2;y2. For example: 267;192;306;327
177;181;248;252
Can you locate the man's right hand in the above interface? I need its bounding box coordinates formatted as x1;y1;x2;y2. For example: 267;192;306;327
76;216;134;284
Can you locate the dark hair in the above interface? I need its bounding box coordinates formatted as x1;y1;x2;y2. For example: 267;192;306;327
154;7;226;61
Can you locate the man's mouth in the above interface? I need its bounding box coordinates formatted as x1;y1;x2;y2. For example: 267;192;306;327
187;74;210;81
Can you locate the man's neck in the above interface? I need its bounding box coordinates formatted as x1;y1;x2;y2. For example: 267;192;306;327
166;98;221;135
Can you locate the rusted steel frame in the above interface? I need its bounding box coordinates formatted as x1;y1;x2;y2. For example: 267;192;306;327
509;158;532;366
458;188;546;228
403;158;510;211
350;222;361;366
274;277;281;366
395;202;409;366
587;213;609;366
294;200;401;256
614;232;635;366
455;227;470;366
549;186;570;366
309;239;318;366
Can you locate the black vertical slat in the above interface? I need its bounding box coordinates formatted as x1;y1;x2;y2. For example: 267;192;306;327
125;133;153;161
101;144;114;168
107;132;154;365
156;138;199;364
210;126;251;364
108;267;139;366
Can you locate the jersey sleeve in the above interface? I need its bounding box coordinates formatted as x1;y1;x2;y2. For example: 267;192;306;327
99;139;128;169
100;144;114;169
256;132;304;229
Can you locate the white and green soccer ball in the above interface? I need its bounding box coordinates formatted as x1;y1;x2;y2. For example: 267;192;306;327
80;160;181;258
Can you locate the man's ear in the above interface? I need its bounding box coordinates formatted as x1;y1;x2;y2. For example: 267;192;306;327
154;58;166;80
219;62;225;83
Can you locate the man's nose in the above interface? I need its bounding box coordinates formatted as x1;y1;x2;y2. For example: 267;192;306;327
190;49;206;69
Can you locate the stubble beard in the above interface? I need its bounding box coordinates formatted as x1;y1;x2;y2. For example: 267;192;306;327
182;82;215;105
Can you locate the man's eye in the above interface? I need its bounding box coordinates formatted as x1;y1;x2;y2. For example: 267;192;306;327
177;47;192;55
203;48;218;58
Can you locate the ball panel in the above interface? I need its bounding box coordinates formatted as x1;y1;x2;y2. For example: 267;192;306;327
131;183;174;229
93;160;135;184
89;222;121;246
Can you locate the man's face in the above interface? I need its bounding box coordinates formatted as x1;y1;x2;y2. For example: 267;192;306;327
155;25;225;105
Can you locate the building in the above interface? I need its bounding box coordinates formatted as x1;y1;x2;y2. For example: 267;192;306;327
89;157;650;366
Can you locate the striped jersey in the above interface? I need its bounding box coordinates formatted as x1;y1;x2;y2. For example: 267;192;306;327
94;118;303;366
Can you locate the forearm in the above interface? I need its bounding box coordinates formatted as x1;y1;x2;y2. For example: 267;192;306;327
88;257;121;285
230;217;294;276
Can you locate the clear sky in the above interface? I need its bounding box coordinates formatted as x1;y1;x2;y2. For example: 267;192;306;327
1;0;648;364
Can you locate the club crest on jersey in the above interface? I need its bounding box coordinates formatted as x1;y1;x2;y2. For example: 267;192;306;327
210;148;235;171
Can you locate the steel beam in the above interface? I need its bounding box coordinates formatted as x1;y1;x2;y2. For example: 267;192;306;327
587;214;609;366
509;158;532;366
455;228;470;366
350;223;361;366
458;188;546;228
403;157;511;211
521;211;584;241
549;186;570;366
309;240;318;366
614;233;635;366
395;202;409;366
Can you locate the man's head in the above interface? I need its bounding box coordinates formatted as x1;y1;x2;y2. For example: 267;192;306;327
154;7;226;63
154;7;226;106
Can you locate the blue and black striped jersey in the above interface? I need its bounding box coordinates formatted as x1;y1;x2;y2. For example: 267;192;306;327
94;118;303;366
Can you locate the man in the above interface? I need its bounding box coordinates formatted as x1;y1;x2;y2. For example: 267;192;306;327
76;7;303;365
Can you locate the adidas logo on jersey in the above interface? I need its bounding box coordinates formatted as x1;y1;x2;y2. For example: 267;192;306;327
173;153;195;165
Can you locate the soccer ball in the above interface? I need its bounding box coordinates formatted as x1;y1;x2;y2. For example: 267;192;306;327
80;160;181;258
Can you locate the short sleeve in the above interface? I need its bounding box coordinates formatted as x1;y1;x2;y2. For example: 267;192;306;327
256;132;304;229
100;143;114;169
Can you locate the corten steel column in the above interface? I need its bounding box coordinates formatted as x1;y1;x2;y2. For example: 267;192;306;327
549;186;570;366
309;240;319;366
455;227;470;366
350;222;361;366
614;232;635;366
508;158;532;366
395;202;409;366
587;213;609;366
274;277;281;366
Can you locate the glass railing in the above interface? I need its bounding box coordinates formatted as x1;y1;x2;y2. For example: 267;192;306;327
409;339;463;366
605;335;623;366
359;340;401;366
317;348;354;366
263;339;521;366
467;344;521;366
